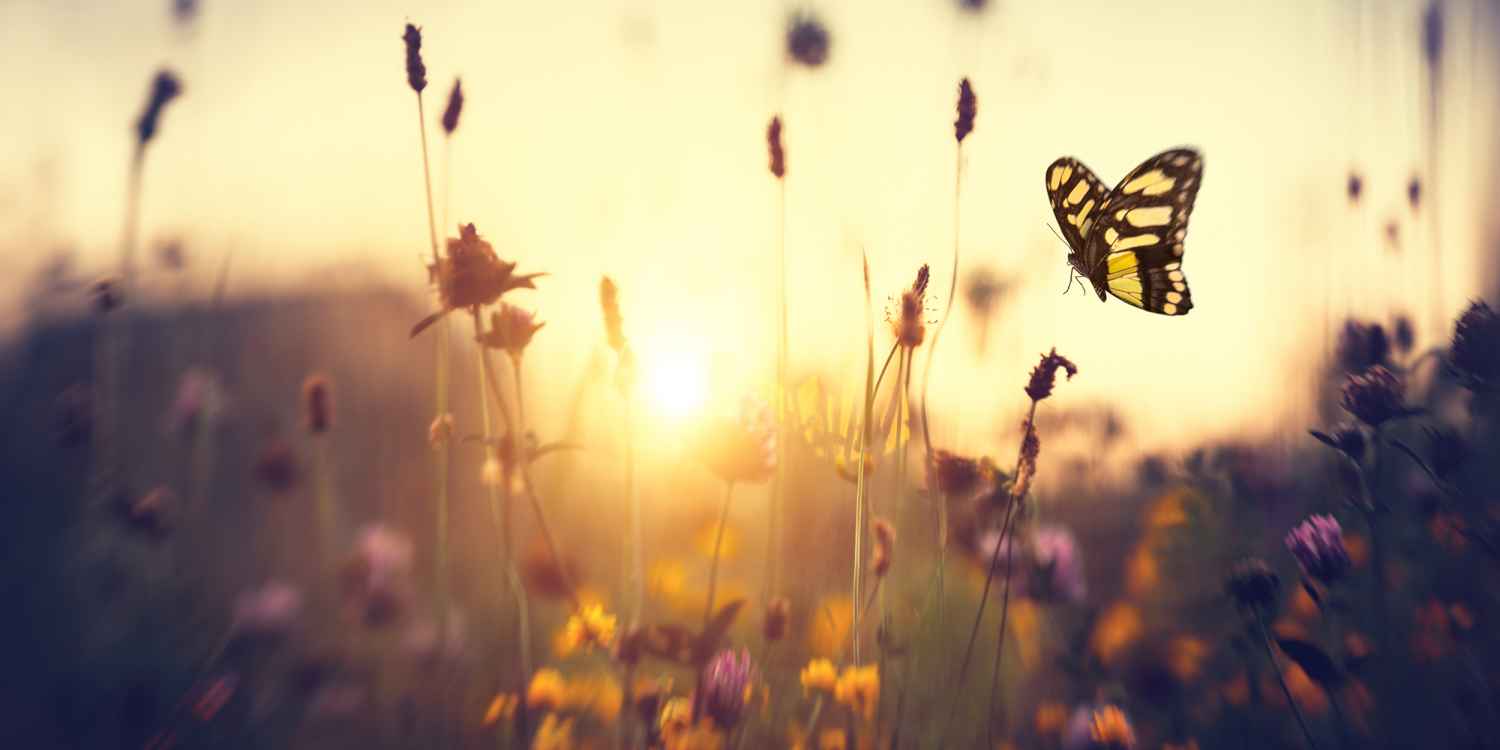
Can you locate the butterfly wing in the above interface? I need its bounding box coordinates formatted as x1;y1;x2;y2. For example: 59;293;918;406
1044;157;1110;270
1086;148;1203;316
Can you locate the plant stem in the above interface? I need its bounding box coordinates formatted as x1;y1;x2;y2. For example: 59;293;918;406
626;393;643;624
1255;610;1320;750
703;481;737;630
918;143;962;463
312;434;337;571
852;251;876;666
508;352;583;611
771;168;788;605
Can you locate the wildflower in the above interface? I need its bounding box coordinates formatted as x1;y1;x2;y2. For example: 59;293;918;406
832;664;879;721
232;581;303;638
1407;176;1422;211
428;413;454;447
834;452;876;484
340;524;415;627
767;116;785;178
696;397;776;484
701;648;754;729
527;668;567;714
763;597;790;642
559;604;617;655
411;223;542;337
1285;514;1351;584
1334;320;1390;373
928;449;989;497
54;383;93;447
532;713;576;750
658;697;693;742
167;367;226;435
889;265;931;349
1226;557;1280;613
1062;704;1137;750
954;78;976;143
402;24;427;93
665;719;724;750
482;693;517;727
785;12;830;67
91;277;122;314
135;70;182;147
1024;347;1079;402
799;658;836;695
1449;300;1500;389
599;276;628;354
401;610;468;666
870;518;896;578
479;304;545;361
522;539;580;601
1024;525;1087;604
441;78;464;135
1340;365;1407;426
1089;602;1144;666
254;437;299;493
564;673;624;724
1346;172;1363;205
301;374;334;435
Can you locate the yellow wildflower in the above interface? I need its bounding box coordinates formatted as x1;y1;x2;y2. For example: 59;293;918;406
664;718;725;750
1088;705;1137;748
659;697;693;744
818;728;848;750
799;659;837;695
527;668;567;713
563;673;624;725
482;693;517;727
530;713;575;750
833;664;879;721
558;604;617;656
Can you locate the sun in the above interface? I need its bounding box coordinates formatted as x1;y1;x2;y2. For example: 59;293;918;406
645;350;709;418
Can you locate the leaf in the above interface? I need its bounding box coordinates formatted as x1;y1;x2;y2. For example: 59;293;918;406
1308;430;1339;449
693;598;746;664
409;309;449;338
1300;579;1324;610
1276;638;1344;690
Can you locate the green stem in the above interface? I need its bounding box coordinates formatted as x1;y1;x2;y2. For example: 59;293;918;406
1256;610;1320;750
852;252;876;666
313;434;337;571
703;481;736;630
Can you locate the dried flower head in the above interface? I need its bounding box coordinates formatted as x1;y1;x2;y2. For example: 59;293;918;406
1346;172;1363;205
799;658;837;695
428;413;454;447
1449;300;1500;389
1407;176;1422;211
301;374;334;435
441;78;464;135
1422;0;1444;66
929;449;989;497
889;265;931;348
871;518;896;577
954;78;976;142
1335;320;1390;373
412;224;542;336
135;70;182;147
54;383;93;447
832;664;879;721
1285;514;1351;584
559;604;617;655
254;438;299;493
232;581;304;638
599;276;627;354
481;304;545;360
402;24;427;93
767;116;786;178
1025;348;1079;402
1340;365;1406;426
91;277;122;314
696;397;777;484
1225;557;1280;613
1012;417;1041;502
763;597;790;642
785;12;830;68
701;648;754;729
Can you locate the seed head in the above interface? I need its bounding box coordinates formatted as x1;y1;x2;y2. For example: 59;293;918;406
301;374;334;435
767;116;786;178
1335;320;1390;373
929;449;986;497
1225;557;1280;613
599;276;627;354
1449;300;1500;389
1346;171;1364;205
480;304;545;360
1025;348;1079;402
763;597;790;642
954;78;976;143
441;78;464;135
402;24;428;93
135;70;182;147
786;12;830;68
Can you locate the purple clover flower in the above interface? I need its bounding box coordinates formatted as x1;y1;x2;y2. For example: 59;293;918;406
1285;514;1351;584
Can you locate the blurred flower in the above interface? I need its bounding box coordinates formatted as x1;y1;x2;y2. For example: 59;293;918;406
1346;172;1363;205
564;673;624;724
807;595;852;657
1285;514;1351;584
413;223;542;336
480;304;545;361
1340;365;1406;426
870;518;896;578
833;664;879;721
441;78;464;135
928;450;991;497
482;693;517;728
253;437;299;493
1226;557;1280;613
158;240;186;271
1035;701;1069;737
532;713;575;750
559;604;617;656
834;452;876;484
1025;525;1087;604
599;276;628;355
1090;602;1144;666
527;668;567;713
119;486;172;538
1025;348;1079;402
954;78;976;143
799;658;836;695
957;0;989;11
402;24;427;93
135;70;182;147
767;116;785;179
522;538;580;601
91;277;122;314
665;719;724;750
764;597;790;642
301;373;333;435
168;368;226;435
1407;176;1422;211
658;697;693;743
401;610;467;666
889;265;931;349
702;648;754;729
1334;320;1390;373
54;383;93;447
785;12;830;67
171;0;199;26
1393;314;1416;354
1449;300;1500;389
696;397;776;484
1422;0;1444;66
340;524;415;627
1062;704;1137;750
428;413;454;447
232;581;303;638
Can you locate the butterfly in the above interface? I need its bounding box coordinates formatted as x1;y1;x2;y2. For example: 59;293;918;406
1045;148;1202;316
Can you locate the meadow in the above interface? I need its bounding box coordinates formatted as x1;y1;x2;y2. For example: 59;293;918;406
3;3;1498;749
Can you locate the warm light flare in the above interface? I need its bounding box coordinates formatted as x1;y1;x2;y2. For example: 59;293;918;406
645;349;709;418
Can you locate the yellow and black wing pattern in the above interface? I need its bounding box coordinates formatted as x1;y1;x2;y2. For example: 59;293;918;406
1044;157;1110;265
1047;148;1202;316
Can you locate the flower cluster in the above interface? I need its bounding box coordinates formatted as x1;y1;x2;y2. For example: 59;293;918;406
558;604;617;655
1285;514;1351;584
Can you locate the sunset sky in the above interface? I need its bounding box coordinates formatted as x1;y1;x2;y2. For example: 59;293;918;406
3;0;1496;456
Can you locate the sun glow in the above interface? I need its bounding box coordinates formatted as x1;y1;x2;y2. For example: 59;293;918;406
645;350;709;418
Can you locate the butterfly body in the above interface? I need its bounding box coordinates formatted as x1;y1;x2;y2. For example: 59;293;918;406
1046;148;1202;316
